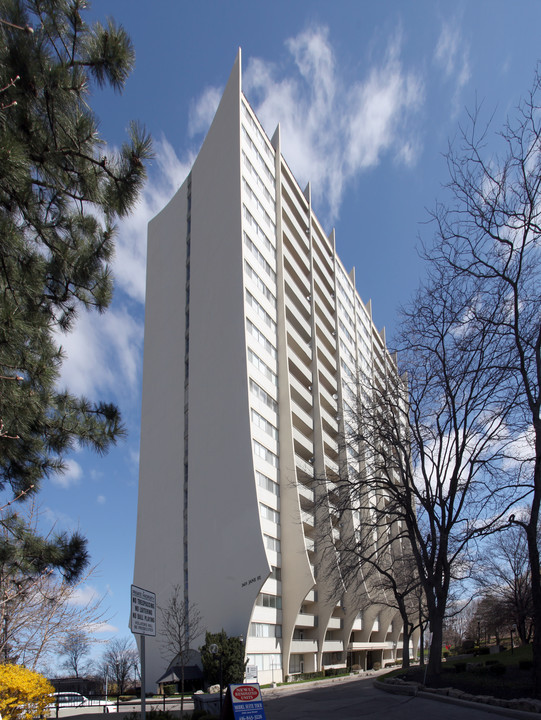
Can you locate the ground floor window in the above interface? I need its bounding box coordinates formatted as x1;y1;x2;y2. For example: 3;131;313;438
245;653;282;672
322;652;342;665
288;654;304;674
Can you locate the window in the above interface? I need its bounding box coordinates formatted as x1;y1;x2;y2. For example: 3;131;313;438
249;623;282;638
244;232;276;281
250;379;278;412
288;655;303;673
260;502;280;524
245;261;276;306
242;151;274;205
245;289;276;330
253;440;278;468
264;534;281;553
256;593;282;609
247;320;277;360
243;205;274;253
241;126;274;184
268;565;281;581
251;409;278;441
248;349;278;385
257;470;279;496
245;653;282;672
243;178;275;230
242;102;275;163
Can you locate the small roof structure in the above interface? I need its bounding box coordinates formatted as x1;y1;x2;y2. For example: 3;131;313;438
156;665;203;684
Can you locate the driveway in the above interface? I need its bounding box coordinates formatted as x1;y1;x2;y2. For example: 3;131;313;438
261;673;521;720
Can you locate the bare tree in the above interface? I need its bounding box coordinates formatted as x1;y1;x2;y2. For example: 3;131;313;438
61;631;92;678
159;585;202;715
426;66;541;691
334;262;524;679
320;497;421;668
101;638;138;696
475;519;534;646
0;563;108;671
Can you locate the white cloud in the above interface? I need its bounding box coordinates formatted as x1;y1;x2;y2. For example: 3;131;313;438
189;86;223;137
53;136;196;405
56;304;143;400
86;621;118;635
69;583;101;607
97;494;106;504
113;135;194;305
243;26;424;223
434;19;471;113
51;458;83;489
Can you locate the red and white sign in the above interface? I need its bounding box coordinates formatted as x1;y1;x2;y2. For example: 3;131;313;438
232;686;260;702
228;684;266;720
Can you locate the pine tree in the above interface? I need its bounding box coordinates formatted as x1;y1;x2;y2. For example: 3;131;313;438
0;0;152;581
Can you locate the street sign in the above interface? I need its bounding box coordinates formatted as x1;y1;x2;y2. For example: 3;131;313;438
130;585;156;636
245;665;258;683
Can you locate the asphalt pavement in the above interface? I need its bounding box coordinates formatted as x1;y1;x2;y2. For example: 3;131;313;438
261;672;537;720
52;673;540;720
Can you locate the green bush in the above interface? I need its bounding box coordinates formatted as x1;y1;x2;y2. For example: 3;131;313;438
372;662;381;671
163;684;177;697
488;663;506;675
190;711;208;720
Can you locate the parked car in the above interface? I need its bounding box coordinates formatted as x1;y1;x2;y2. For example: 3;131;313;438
48;693;117;712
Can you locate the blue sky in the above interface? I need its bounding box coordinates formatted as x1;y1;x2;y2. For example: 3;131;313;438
34;0;541;671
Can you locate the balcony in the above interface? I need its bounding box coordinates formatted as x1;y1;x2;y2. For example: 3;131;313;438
295;613;317;628
322;640;343;653
327;617;342;630
292;426;313;458
290;639;318;653
290;374;312;410
301;510;315;529
297;482;315;504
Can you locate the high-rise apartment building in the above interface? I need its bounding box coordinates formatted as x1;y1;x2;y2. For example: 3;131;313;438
133;50;406;690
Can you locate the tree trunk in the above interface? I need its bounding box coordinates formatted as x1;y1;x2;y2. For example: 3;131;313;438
427;610;444;679
527;459;541;697
181;664;185;716
401;621;411;669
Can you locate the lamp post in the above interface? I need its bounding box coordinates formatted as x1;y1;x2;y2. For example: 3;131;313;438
209;644;223;713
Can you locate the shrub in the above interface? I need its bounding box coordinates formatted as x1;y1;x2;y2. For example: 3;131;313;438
190;711;209;720
488;663;506;676
372;662;381;671
163;684;177;697
0;664;55;720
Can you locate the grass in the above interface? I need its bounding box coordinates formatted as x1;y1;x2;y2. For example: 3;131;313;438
385;645;535;700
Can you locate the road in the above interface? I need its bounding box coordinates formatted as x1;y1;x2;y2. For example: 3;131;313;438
52;674;527;720
261;673;514;720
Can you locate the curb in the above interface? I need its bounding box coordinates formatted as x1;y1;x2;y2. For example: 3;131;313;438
374;679;541;719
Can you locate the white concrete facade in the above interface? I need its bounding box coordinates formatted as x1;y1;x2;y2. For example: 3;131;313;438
133;50;408;691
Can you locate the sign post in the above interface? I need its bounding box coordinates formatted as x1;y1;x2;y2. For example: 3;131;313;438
130;585;156;720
